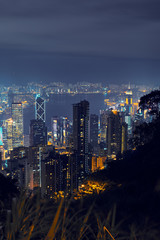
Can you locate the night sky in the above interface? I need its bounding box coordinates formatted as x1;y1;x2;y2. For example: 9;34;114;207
0;0;160;85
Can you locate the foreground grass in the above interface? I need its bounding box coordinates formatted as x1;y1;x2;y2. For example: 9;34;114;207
0;192;160;240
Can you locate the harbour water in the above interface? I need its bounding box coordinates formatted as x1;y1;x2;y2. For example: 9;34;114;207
24;93;105;133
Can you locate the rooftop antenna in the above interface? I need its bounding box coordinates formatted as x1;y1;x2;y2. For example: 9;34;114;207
128;82;131;90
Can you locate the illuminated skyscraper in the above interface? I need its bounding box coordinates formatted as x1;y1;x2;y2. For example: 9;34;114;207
28;146;42;188
12;103;24;148
100;110;109;144
0;127;5;161
51;116;68;147
125;115;132;136
121;122;128;154
90;114;98;154
125;84;133;115
29;119;47;147
107;110;122;160
73;100;89;188
35;96;45;122
2;118;13;151
41;150;69;198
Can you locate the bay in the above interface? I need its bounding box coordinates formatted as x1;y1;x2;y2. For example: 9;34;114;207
24;93;105;134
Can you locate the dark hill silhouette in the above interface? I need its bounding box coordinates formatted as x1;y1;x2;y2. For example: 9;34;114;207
0;173;18;203
84;117;160;231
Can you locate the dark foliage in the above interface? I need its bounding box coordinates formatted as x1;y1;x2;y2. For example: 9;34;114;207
85;117;160;232
139;90;160;116
0;174;18;203
131;115;160;148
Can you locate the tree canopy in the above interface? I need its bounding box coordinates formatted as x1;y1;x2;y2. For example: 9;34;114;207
139;90;160;116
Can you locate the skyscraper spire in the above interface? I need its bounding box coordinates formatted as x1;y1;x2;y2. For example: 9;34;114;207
128;82;131;90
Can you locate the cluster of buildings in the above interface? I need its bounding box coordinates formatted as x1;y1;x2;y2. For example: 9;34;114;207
0;83;153;198
0;95;72;198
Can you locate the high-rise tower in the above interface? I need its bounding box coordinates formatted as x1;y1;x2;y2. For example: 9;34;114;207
51;116;68;147
125;84;133;115
107;110;122;160
100;110;109;144
90;114;98;154
35;96;45;122
12;103;24;148
2;118;13;151
72;100;89;188
29;119;47;147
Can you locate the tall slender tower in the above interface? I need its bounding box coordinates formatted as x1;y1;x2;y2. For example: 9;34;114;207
121;122;128;154
29;119;47;147
51;116;68;147
35;96;45;122
73;100;89;188
107;110;122;160
12;103;24;148
2;118;13;151
125;84;133;115
90;114;98;154
100;110;109;144
125;84;133;136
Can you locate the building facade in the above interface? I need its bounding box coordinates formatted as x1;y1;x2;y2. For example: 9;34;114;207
35;96;46;122
90;114;98;154
73;100;89;189
12;103;24;149
51;116;69;147
29;119;47;147
107;110;122;160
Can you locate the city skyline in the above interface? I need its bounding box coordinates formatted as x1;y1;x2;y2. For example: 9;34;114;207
1;1;160;238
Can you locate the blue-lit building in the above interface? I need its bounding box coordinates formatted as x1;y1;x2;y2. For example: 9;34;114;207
51;116;69;147
35;96;46;122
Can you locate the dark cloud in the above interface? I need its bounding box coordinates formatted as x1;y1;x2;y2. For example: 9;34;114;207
0;0;160;84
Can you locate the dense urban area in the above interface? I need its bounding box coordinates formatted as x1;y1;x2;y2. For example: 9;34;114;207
0;81;160;239
0;81;156;195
